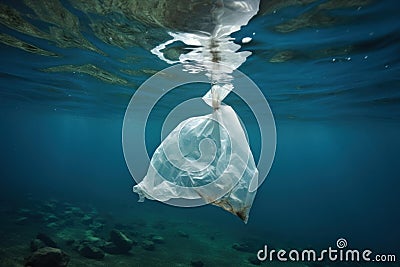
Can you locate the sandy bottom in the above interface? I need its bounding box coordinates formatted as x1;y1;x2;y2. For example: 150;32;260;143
0;196;396;267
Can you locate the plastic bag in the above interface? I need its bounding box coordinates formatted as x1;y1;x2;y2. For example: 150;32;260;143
133;84;258;223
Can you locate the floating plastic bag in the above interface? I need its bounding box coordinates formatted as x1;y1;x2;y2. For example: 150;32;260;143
133;84;258;223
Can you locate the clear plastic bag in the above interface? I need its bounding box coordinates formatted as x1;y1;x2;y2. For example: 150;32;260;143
133;85;258;223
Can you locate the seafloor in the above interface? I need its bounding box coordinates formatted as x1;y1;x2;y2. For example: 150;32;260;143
0;195;397;267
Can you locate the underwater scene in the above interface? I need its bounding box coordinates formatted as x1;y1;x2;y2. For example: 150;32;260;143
0;0;399;266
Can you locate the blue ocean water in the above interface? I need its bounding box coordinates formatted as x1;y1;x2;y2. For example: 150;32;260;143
0;0;399;266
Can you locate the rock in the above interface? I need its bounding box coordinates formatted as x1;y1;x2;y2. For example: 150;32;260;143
101;242;120;254
151;235;165;244
191;260;204;267
84;230;101;243
78;243;105;260
46;222;58;228
232;242;254;253
177;231;189;238
141;240;155;251
248;255;261;265
86;235;101;242
36;233;58;248
25;247;69;267
109;229;133;253
30;239;46;252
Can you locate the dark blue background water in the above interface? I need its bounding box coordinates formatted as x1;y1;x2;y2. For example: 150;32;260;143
1;0;399;262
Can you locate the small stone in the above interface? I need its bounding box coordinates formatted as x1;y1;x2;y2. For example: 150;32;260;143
46;222;58;228
109;229;133;253
151;235;165;244
248;255;261;265
84;230;101;243
24;247;69;267
191;260;204;267
78;243;105;260
142;240;155;251
232;242;253;253
30;239;46;252
36;233;58;248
